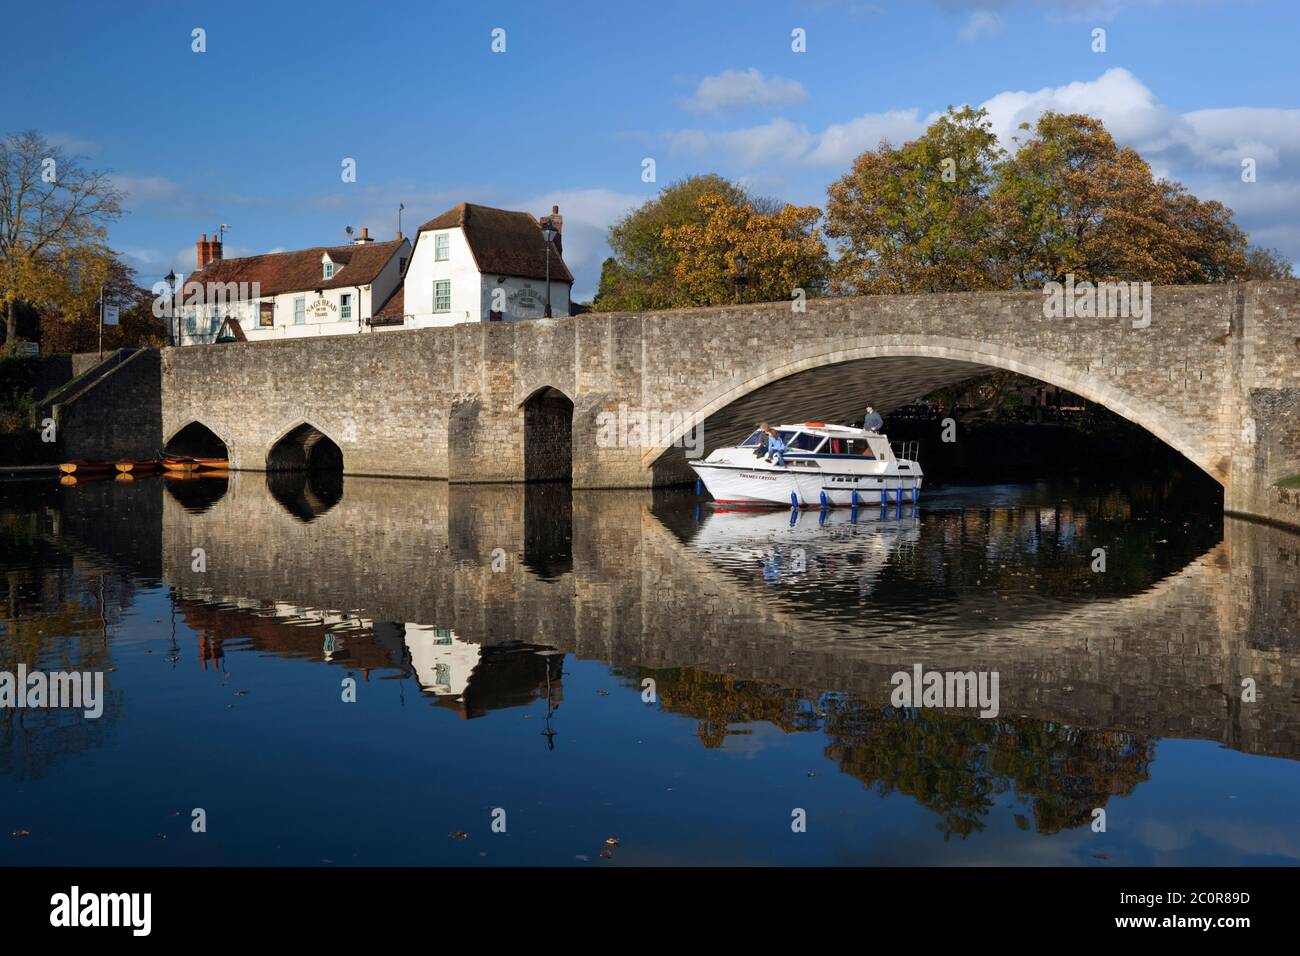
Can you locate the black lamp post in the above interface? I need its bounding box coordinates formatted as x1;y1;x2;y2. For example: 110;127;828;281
733;251;749;304
165;270;178;345
541;223;557;317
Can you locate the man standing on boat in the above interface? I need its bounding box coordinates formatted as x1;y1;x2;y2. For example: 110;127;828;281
863;405;883;433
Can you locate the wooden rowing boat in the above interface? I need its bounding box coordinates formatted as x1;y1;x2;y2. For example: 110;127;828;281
59;461;116;476
162;453;228;472
115;459;161;474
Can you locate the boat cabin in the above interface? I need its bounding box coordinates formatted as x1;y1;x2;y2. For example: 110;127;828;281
740;422;895;460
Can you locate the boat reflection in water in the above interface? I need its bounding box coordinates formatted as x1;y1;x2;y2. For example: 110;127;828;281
0;469;1298;865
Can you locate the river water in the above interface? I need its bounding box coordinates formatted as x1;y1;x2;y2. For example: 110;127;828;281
1;471;1297;865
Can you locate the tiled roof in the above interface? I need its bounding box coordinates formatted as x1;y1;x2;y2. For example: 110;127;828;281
371;285;405;325
182;239;406;300
418;203;573;284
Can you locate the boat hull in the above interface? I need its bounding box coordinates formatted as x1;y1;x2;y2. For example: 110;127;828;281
691;461;922;507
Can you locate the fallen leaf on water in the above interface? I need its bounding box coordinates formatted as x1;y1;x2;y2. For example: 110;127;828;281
600;849;614;859
449;831;468;841
605;837;619;846
11;829;30;838
597;690;609;697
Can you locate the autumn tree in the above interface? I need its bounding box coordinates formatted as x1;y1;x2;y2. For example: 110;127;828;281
825;106;1005;294
0;130;124;348
37;252;166;353
594;174;782;311
989;112;1252;285
660;193;829;306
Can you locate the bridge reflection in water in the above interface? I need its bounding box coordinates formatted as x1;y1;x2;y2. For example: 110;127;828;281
4;470;1299;861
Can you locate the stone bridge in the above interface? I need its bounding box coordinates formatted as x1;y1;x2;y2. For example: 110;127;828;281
159;281;1300;528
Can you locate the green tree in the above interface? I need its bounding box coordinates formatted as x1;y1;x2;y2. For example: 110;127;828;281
594;174;770;311
1242;245;1294;279
825;106;1005;294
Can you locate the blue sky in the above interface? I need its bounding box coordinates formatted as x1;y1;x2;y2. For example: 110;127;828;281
4;0;1297;299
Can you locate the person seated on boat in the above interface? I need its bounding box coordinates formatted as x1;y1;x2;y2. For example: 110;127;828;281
863;404;883;433
752;424;770;458
762;425;787;466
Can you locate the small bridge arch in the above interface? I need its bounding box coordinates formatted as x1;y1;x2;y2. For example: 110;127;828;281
266;421;344;472
163;420;230;460
521;386;574;481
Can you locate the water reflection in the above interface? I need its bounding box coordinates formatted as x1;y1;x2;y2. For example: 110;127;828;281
1;470;1298;864
164;474;229;515
265;470;343;523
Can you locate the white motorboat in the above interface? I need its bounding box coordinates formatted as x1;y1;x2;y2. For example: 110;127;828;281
689;422;923;507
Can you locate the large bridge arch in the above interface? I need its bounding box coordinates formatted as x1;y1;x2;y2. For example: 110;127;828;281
639;335;1219;483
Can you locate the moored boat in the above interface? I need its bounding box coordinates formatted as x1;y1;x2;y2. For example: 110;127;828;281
162;453;228;472
116;459;161;474
59;460;117;476
690;422;922;508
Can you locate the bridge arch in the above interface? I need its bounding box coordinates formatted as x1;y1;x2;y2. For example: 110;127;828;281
520;386;573;482
266;421;344;472
640;335;1217;482
163;420;230;460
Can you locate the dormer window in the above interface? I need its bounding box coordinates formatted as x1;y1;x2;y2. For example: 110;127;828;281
323;260;335;279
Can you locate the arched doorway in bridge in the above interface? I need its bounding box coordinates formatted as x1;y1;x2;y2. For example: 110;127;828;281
522;387;573;482
265;423;344;522
163;421;230;460
266;423;344;472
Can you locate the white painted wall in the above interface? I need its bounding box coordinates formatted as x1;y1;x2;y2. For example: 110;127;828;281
174;240;408;345
402;226;572;328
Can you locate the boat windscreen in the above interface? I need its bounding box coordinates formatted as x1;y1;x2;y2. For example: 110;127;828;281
779;431;825;451
740;429;765;447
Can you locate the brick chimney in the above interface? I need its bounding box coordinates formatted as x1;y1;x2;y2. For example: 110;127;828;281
540;205;563;255
353;226;373;245
196;233;209;270
208;230;223;263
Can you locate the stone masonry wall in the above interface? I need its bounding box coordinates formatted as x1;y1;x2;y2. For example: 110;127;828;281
59;349;161;461
159;282;1300;526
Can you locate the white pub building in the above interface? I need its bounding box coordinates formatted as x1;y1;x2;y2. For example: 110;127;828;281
173;203;572;346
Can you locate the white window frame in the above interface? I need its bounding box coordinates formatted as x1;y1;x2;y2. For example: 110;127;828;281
434;233;449;261
294;296;305;324
323;260;335;279
433;279;451;313
340;293;352;321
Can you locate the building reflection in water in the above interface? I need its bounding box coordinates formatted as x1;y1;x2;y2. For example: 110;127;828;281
3;466;1298;848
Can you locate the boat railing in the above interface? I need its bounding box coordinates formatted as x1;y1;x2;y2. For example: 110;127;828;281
891;440;919;462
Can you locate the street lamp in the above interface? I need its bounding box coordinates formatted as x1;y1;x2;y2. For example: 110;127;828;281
541;222;557;318
733;251;749;304
165;270;178;345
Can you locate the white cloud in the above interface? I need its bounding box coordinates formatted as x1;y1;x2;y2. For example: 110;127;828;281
671;111;926;168
671;118;817;167
679;68;809;115
665;66;1300;264
807;110;929;165
110;174;183;204
960;10;1006;41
